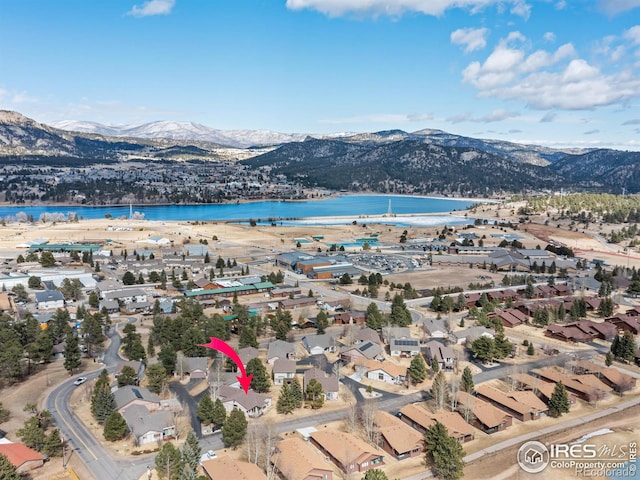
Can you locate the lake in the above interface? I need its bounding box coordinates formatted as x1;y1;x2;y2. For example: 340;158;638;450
0;194;479;226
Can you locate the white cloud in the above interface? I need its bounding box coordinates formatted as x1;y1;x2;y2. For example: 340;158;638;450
12;91;38;104
540;112;556;122
555;0;567;10
285;0;531;18
320;112;433;124
445;109;519;123
0;88;8;100
625;25;640;45
598;0;640;15
543;31;556;43
451;27;489;53
128;0;175;18
461;28;640;110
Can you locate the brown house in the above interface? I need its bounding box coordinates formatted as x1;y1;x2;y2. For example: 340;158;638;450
492;308;528;328
273;437;334;480
202;455;266;480
398;403;475;443
509;372;577;405
374;411;424;460
533;367;613;403
475;385;548;422
310;430;384;474
456;391;513;433
572;360;637;393
606;315;640;335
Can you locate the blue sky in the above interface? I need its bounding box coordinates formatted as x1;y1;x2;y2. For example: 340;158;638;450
1;0;640;150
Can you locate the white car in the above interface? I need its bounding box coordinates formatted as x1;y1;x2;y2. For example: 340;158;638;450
73;377;87;386
199;450;217;464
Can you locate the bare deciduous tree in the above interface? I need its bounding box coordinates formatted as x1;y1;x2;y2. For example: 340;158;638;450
448;377;460;412
359;399;377;444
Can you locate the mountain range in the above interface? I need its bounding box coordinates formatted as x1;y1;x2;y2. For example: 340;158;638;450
2;110;640;194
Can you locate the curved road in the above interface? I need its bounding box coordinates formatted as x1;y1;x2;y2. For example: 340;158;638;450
45;325;152;480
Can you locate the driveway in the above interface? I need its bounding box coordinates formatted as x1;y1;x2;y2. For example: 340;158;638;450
169;379;203;438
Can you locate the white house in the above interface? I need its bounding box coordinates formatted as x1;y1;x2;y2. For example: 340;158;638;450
121;404;175;446
272;359;296;386
35;290;65;310
218;387;271;418
303;368;339;401
364;360;407;385
301;333;336;355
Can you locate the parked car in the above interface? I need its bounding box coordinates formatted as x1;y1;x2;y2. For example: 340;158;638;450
199;450;217;464
73;377;87;386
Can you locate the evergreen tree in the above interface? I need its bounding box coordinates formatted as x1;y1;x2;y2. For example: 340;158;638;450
407;355;427;385
91;373;116;424
461;366;474;393
389;294;412;327
366;302;383;330
211;398;226;430
424;421;465;480
196;395;216;425
305;378;325;409
316;310;329;334
0;402;10;424
494;333;513;359
103;411;128;441
63;331;81;374
181;430;201;473
276;382;295;414
146;363;167;394
363;469;389;480
605;351;614;366
549;381;570;417
290;377;303;408
246;358;270;393
618;331;638;363
155;442;183;480
431;357;440;374
222;408;247;448
238;326;259;349
16;416;46;452
611;334;621;358
117;365;138;387
0;452;21;480
42;428;64;457
471;336;496;363
527;343;535;355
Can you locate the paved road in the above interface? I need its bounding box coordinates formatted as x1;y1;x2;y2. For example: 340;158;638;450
169;380;203;438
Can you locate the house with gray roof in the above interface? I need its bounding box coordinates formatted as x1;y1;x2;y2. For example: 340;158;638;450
121;404;175;446
238;346;259;366
114;386;160;413
177;356;208;379
272;359;297;385
302;333;336;355
451;326;494;345
217;387;271;418
340;341;384;364
424;340;455;371
421;319;449;339
303;367;339;401
267;340;298;365
384;327;419;357
35;290;64;310
354;327;382;346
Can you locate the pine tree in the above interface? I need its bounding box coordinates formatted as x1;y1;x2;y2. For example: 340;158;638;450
424;421;465;480
246;358;270;393
63;331;81;374
290;377;303;408
549;381;570;417
605;351;614;366
611;334;620;358
103;411;128;441
42;428;64;457
461;366;474;393
366;302;383;330
431;371;449;411
91;380;116;424
431;357;440;374
146;363;167;394
181;430;201;473
316;310;329;334
0;452;21;480
212;398;227;430
619;331;638;363
363;469;389;480
155;442;182;480
277;382;295;414
527;343;535;355
222;408;247;448
305;379;324;409
196;395;216;425
238;326;259;349
407;355;427;385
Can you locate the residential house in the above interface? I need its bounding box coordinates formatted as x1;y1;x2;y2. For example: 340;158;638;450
492;308;528;328
333;310;366;325
475;385;548;421
606;315;640;335
177;356;208;379
545;324;594;343
373;411;424;460
113;386;160;413
364;359;407;385
0;442;44;473
272;437;334;480
217;386;271;418
534;367;613;403
121;404;176;446
572;360;637;393
238;346;259;366
509;373;577;405
421;319;449;339
309;430;384;474
201;455;266;480
384;327;420;357
272;359;296;385
303;368;339;401
115;360;145;384
354;326;382;346
340;341;384;364
455;391;513;433
35;290;65;310
424;341;455;371
302;333;336;355
267;340;298;365
451;326;494;345
398;404;475;443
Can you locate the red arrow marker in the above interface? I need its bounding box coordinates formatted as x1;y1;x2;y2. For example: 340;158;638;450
199;337;253;394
